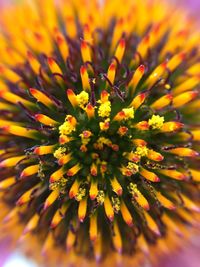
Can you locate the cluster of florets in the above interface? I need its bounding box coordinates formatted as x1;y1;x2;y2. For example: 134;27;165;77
0;0;199;262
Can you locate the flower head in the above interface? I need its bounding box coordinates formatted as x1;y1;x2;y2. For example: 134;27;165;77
0;0;200;264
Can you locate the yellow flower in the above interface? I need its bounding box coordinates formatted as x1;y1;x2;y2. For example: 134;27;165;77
99;118;110;131
53;147;67;159
59;121;75;135
76;91;89;109
148;114;164;130
135;146;149;157
122;107;135;120
98;101;111;117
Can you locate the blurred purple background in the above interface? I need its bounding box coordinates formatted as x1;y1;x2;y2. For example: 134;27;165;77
173;0;200;19
178;0;200;9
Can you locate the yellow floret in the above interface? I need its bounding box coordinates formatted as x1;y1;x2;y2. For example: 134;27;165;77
127;162;139;173
79;130;92;145
75;187;86;201
111;197;121;213
98;101;111;117
53;147;66;159
96;190;105;205
79;130;92;139
148;114;164;130
76;91;89;109
96;137;112;149
135;146;149;157
49;177;67;194
59;115;76;136
122;107;134;120
128;183;140;195
99;118;110;131
59;121;75;135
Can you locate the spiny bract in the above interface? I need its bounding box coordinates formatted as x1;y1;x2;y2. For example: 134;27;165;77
0;0;200;263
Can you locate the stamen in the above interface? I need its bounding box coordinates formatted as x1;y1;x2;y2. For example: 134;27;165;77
23;214;39;234
107;62;116;86
161;121;183;132
128;183;149;210
89;179;98;200
112;220;122;253
78;198;87;222
66;89;78;107
44;190;59;210
151;94;173;110
20;164;39;178
137;35;150;59
83;24;93;44
58;153;72;165
129;65;145;94
191;130;200;141
140;168;160;182
27;51;40;73
55;32;69;60
0;90;34;108
29;88;56;109
129;92;147;110
89;213;98;242
66;229;76;251
134;121;149;130
158;169;187;180
145;61;167;89
0;155;26;168
144;211;160;236
156;192;175;210
181;195;199;212
167;52;186;71
50;167;66;183
67;163;81;176
69;180;80;199
80;66;91;91
173;91;198;108
104;195;114;221
34;144;56;155
173;77;200;95
114;38;126;64
34;114;58;126
120;200;133;226
81;40;92;63
0;176;16;189
47;57;62;75
51;203;69;228
16;186;38;206
166;147;199;157
86;103;95;118
110;177;123;196
147;150;164;162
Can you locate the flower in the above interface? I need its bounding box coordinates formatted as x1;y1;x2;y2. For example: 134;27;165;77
0;0;200;265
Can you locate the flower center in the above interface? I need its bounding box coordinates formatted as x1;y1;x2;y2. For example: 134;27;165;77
55;108;137;181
